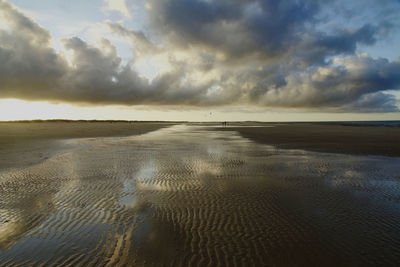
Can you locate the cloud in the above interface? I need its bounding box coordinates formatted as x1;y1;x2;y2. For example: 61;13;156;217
104;0;131;19
347;92;398;113
106;21;159;57
143;0;400;110
249;54;400;112
0;0;399;112
0;0;67;100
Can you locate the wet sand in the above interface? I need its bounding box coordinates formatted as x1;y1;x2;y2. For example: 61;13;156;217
1;124;400;266
217;123;400;157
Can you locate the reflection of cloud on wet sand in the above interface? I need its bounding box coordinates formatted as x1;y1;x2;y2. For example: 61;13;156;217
0;172;58;250
0;222;25;250
1;125;400;265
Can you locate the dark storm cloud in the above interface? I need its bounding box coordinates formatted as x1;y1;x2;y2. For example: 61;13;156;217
58;36;214;105
0;0;66;100
147;0;320;58
295;24;381;66
144;0;400;111
348;92;398;113
235;55;400;112
146;0;382;62
0;0;399;112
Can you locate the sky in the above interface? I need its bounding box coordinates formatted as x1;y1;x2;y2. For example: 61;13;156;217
0;0;399;121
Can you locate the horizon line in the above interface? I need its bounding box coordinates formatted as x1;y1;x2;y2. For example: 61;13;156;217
1;119;400;124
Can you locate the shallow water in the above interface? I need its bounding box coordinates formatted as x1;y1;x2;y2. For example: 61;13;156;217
1;125;400;266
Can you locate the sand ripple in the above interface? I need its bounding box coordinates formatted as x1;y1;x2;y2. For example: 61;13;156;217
1;125;400;266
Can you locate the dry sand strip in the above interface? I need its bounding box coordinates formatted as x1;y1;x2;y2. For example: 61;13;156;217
0;121;175;141
217;123;400;157
0;121;175;170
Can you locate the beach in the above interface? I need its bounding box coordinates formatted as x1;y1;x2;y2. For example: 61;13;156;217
1;123;400;266
0;121;172;170
217;123;400;157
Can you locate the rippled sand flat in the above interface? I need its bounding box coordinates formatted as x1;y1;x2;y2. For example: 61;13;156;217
1;125;400;266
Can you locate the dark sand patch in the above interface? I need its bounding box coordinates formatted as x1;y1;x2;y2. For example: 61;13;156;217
216;123;400;157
